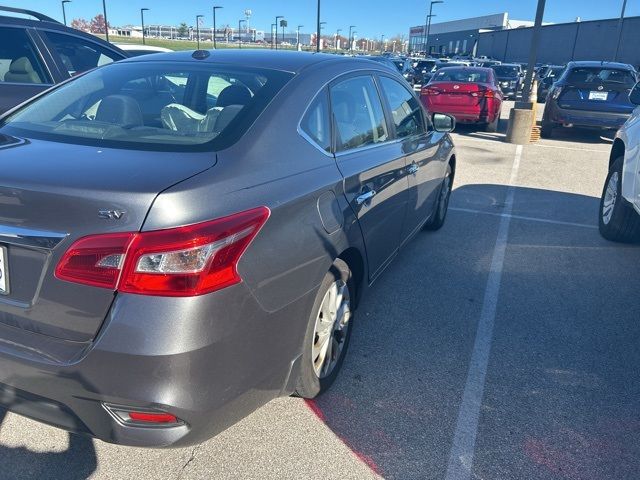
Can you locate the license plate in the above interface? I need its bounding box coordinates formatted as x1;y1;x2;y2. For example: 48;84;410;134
0;246;7;295
589;91;608;101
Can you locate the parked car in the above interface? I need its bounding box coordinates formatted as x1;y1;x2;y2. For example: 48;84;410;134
115;43;173;57
536;65;565;103
421;66;503;132
0;6;126;114
491;63;524;99
392;57;420;86
413;59;440;86
541;61;639;138
599;81;640;242
0;50;456;447
361;55;398;72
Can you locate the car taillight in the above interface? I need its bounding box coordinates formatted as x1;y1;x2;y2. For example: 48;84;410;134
55;206;270;297
471;89;495;98
422;86;440;96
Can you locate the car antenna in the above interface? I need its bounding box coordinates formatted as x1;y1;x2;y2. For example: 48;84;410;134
192;50;211;60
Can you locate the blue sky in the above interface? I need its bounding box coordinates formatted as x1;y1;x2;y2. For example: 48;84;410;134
4;0;638;38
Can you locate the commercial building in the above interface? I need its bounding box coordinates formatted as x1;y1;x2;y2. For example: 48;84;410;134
409;13;534;56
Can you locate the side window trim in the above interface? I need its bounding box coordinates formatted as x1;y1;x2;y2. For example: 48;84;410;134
329;71;399;157
297;86;334;158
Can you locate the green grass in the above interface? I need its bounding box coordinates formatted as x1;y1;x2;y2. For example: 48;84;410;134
97;35;305;52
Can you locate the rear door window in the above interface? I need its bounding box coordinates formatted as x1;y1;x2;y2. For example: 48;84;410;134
330;76;389;152
0;27;50;84
44;31;122;76
378;77;426;139
300;89;331;152
566;68;637;87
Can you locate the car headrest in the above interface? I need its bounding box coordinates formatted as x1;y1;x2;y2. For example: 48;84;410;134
95;95;143;127
331;91;356;122
10;57;35;74
216;85;252;107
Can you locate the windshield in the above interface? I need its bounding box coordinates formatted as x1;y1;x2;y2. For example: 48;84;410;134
432;68;490;83
1;62;293;151
565;67;636;86
493;66;520;77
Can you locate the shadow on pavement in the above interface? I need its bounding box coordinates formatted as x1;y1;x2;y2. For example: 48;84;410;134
306;184;640;479
0;407;97;480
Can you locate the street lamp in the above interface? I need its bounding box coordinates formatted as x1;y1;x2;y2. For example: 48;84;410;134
424;1;443;56
102;0;109;41
140;8;149;45
196;15;204;49
335;28;342;53
316;0;321;53
275;16;284;50
270;24;276;49
348;25;356;53
280;18;287;48
297;25;304;49
213;6;223;49
317;21;326;51
61;0;71;26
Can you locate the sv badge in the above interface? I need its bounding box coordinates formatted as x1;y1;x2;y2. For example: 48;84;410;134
98;209;126;220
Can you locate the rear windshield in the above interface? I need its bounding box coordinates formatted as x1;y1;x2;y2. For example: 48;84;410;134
566;67;636;87
416;61;436;71
1;61;293;152
493;66;520;77
432;68;490;84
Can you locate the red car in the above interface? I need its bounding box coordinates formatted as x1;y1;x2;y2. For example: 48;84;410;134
421;67;503;132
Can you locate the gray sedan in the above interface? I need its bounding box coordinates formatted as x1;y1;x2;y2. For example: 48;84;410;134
0;50;456;447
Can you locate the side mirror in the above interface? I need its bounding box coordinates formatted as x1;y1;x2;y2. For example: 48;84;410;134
432;113;455;133
630;82;640;106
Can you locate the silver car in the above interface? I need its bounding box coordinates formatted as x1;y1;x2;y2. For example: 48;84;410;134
0;50;456;447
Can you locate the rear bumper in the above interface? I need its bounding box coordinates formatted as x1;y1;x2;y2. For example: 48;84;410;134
546;103;631;129
0;283;314;447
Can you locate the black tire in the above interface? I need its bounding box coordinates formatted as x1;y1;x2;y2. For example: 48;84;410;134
485;111;500;133
540;120;555;138
599;156;640;243
424;162;453;231
294;259;354;399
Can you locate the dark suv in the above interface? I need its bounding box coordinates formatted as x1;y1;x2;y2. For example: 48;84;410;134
541;61;638;138
0;6;126;114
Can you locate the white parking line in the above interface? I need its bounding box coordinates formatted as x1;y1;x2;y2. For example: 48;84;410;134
445;145;522;480
453;134;609;154
450;207;598;230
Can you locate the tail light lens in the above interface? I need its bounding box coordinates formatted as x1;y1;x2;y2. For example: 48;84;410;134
471;88;495;98
422;86;440;96
55;206;270;297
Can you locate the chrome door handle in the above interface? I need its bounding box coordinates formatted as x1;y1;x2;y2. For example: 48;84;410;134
356;190;377;205
407;163;419;175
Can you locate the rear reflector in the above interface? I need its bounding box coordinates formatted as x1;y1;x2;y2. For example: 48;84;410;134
128;412;179;424
103;403;182;426
55;206;270;297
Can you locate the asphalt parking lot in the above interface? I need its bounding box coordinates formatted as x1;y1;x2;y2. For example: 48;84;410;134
0;101;639;480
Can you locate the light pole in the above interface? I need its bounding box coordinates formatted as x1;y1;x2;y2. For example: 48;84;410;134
297;25;303;49
213;6;223;49
316;0;321;53
424;1;443;56
280;19;287;47
140;8;149;45
238;19;246;48
381;34;385;52
348;25;356;53
275;16;283;50
61;0;71;26
335;28;342;53
196;15;204;49
100;0;110;41
271;23;276;49
614;0;629;61
318;22;326;51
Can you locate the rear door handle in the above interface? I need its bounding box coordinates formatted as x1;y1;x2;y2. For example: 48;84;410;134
407;163;419;175
356;190;377;205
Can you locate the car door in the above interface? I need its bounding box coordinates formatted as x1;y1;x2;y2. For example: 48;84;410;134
377;75;443;239
330;74;409;279
0;26;54;114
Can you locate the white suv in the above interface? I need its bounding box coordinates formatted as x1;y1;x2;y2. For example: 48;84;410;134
599;82;640;242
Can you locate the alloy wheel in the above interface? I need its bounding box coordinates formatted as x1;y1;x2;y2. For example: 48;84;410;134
602;171;619;225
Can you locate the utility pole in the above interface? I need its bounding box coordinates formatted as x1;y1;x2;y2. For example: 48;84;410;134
614;0;628;61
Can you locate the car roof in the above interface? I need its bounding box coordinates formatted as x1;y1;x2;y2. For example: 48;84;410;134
566;61;634;70
116;44;173;53
121;49;383;74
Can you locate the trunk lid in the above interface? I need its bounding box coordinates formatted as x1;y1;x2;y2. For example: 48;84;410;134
557;82;635;114
424;82;492;108
0;135;215;343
